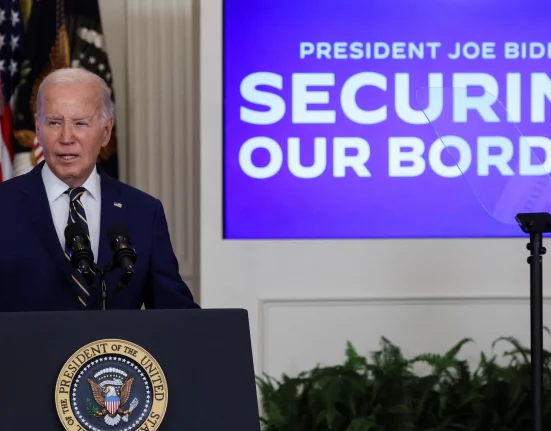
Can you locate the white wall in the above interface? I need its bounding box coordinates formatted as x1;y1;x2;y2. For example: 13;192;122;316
199;0;551;383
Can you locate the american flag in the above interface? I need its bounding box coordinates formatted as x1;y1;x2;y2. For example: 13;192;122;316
8;0;118;179
0;0;22;183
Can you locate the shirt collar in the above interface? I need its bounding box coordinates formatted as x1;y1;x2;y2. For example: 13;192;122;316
41;162;101;203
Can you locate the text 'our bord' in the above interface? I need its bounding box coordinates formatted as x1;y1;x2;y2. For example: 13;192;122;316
238;136;551;179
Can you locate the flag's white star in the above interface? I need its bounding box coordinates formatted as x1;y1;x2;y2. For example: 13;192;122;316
106;73;111;81
0;9;5;25
0;34;4;49
0;60;5;72
10;35;18;51
88;56;96;64
10;10;19;26
9;59;17;76
98;63;105;71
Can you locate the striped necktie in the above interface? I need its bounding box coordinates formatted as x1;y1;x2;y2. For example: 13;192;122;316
64;187;93;307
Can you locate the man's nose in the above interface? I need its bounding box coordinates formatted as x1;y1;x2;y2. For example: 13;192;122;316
60;123;74;143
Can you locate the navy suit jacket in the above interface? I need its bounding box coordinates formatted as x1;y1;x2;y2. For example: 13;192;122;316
0;161;199;312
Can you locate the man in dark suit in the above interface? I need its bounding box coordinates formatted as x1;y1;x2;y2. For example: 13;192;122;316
0;67;199;311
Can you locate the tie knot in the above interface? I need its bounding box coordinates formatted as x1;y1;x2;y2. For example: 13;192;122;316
66;187;86;202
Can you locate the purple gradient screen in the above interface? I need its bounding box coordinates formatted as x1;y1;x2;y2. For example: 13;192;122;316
223;0;551;239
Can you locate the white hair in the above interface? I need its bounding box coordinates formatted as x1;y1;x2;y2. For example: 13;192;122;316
36;67;115;123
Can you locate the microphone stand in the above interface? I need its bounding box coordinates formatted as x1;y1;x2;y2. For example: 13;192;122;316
91;262;109;311
515;212;551;431
98;262;133;310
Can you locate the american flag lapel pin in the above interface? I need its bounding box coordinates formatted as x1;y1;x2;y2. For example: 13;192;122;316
114;202;122;208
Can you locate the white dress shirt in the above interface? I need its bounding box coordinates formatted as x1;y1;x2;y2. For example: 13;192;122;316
41;163;102;263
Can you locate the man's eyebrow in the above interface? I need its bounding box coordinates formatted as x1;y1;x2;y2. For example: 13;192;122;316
44;115;94;121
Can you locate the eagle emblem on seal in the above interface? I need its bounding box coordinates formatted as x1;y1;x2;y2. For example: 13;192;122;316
86;367;140;426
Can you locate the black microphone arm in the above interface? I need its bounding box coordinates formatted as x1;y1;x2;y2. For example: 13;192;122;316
107;223;137;288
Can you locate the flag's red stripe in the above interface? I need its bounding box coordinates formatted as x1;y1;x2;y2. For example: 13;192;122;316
1;104;13;160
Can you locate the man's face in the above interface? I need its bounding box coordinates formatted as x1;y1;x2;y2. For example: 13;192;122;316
35;81;113;187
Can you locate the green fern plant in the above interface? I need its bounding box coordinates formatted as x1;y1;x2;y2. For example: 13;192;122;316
257;336;551;430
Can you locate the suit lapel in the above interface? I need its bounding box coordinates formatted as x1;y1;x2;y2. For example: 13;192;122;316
96;167;126;306
22;162;98;306
23;162;75;276
97;166;125;270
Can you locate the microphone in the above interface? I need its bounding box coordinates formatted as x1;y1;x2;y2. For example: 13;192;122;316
107;223;137;285
64;223;95;285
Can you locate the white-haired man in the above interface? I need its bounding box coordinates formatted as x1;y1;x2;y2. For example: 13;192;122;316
0;67;199;311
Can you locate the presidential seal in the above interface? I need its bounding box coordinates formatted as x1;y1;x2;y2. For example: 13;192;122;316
55;339;168;431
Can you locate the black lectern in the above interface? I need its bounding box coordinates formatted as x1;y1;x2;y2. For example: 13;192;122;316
0;309;260;431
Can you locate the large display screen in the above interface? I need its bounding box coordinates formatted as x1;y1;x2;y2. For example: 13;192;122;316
223;0;551;239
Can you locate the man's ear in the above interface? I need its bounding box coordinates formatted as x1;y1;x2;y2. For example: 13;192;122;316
34;113;40;137
101;117;114;148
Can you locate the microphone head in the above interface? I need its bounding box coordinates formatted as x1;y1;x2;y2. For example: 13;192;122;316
107;223;137;272
107;223;131;247
64;223;93;271
64;223;88;246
